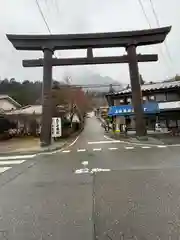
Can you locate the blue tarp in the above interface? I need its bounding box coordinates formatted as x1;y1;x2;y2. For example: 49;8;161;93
108;102;159;116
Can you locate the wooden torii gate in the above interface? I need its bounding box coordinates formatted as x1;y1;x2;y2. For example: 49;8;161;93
7;26;171;146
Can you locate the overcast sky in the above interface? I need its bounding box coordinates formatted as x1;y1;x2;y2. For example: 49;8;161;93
0;0;179;83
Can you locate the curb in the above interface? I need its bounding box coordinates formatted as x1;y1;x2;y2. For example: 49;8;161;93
0;141;67;157
104;133;167;146
0;123;85;157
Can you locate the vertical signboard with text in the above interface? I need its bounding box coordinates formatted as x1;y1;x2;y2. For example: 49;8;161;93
52;117;62;138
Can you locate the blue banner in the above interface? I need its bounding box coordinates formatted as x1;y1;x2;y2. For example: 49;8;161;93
108;102;159;116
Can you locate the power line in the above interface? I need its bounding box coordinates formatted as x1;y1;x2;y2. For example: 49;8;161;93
149;0;173;63
137;0;173;76
35;0;52;34
35;0;59;58
137;0;151;28
149;0;160;26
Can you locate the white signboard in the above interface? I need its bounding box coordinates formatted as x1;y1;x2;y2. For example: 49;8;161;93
158;101;180;110
52;117;62;137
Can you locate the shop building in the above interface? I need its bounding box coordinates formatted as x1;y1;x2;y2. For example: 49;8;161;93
106;80;180;131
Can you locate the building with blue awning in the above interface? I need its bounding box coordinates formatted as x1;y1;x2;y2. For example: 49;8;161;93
108;102;159;116
106;80;180;131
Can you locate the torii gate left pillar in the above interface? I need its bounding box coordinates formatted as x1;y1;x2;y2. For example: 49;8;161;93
40;48;53;146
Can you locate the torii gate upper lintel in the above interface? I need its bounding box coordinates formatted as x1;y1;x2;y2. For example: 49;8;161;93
6;26;171;146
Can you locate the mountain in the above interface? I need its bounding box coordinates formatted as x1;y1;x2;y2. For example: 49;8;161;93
69;72;123;92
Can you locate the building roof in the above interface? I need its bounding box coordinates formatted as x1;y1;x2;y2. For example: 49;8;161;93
106;80;180;96
5;104;67;116
0;94;21;107
6;105;42;116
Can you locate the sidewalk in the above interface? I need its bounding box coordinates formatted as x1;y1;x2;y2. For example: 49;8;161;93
106;129;180;145
106;130;167;145
0;137;66;156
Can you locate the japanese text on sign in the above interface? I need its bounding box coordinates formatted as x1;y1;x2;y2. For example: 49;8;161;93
52;117;62;137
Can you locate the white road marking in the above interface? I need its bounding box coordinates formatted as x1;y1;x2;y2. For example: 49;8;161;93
0;167;11;173
0;154;35;160
108;147;118;150
69;135;80;147
75;168;89;174
157;145;167;148
90;168;111;173
93;148;102;151
104;134;170;147
141;146;151;149
62;150;70;153
77;149;86;152
125;146;134;150
45;132;81;155
75;168;111;174
0;160;25;165
81;161;88;167
88;140;120;145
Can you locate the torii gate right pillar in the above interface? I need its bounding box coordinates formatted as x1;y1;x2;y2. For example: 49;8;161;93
127;44;146;136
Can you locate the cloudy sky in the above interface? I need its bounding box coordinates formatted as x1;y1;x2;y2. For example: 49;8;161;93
0;0;179;83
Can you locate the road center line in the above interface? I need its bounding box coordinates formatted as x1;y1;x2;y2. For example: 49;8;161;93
141;146;151;149
77;149;86;152
93;148;102;151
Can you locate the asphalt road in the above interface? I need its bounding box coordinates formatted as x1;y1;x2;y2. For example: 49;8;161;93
1;114;180;239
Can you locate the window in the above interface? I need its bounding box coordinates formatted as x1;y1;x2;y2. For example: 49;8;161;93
177;120;180;127
155;93;166;102
169;120;177;127
127;98;131;103
166;92;179;101
149;95;155;100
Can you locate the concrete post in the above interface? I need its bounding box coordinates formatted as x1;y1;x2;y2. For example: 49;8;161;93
126;44;147;136
40;48;53;146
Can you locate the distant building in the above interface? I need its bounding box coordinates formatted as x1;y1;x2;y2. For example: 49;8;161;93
5;104;81;135
0;95;21;112
0;95;21;135
106;80;180;131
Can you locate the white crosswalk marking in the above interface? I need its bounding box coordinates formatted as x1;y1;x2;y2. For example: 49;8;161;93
0;167;11;173
0;154;35;160
0;160;25;165
0;157;28;175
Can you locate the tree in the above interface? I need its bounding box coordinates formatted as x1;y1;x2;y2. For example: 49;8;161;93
52;85;92;125
0;78;42;105
175;75;180;81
